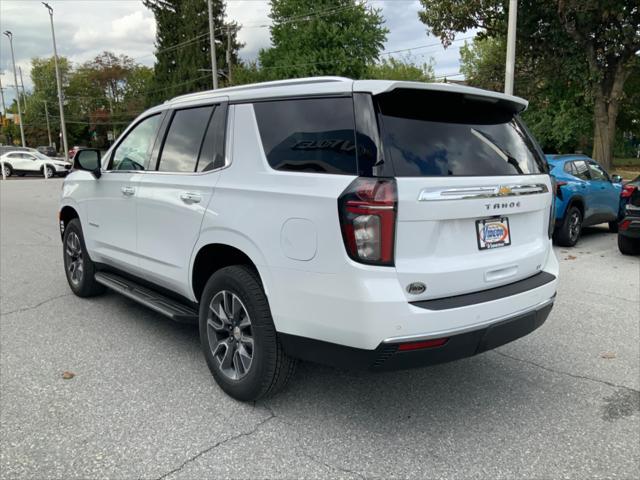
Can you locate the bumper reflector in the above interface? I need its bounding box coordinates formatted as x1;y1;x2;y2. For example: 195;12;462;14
397;338;449;351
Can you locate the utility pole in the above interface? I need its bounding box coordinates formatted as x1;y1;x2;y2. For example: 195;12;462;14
504;0;518;96
43;2;69;162
18;66;26;113
3;31;26;147
226;25;232;86
207;0;218;89
0;76;7;117
43;101;52;147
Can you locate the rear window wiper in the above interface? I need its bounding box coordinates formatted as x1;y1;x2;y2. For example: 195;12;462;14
471;128;524;174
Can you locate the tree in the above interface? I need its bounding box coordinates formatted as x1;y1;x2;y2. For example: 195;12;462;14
418;0;640;169
460;36;594;153
259;0;388;80
366;57;435;82
143;0;242;103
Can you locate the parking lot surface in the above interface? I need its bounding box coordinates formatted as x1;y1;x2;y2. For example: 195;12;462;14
1;179;639;480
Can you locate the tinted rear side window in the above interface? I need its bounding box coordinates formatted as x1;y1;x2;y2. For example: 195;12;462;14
376;89;546;176
158;106;213;172
253;97;357;175
197;104;227;172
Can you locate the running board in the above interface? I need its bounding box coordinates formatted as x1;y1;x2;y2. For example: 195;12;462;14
95;272;199;324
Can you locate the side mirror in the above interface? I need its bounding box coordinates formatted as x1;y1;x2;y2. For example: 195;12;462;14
73;149;102;178
611;174;623;183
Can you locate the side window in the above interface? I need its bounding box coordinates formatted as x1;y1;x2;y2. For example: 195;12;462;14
253;97;357;175
587;162;609;181
197;104;227;172
573;160;591;181
111;114;161;171
158;106;213;172
563;162;575;175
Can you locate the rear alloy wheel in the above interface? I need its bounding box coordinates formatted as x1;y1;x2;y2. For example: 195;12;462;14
1;164;12;177
207;290;255;380
199;265;297;401
554;206;582;247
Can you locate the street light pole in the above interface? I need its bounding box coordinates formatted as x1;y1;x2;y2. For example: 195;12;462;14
3;31;26;147
504;0;518;96
43;2;69;162
18;66;27;113
207;0;218;89
0;75;7;116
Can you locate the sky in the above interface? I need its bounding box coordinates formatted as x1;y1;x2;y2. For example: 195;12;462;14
0;0;474;108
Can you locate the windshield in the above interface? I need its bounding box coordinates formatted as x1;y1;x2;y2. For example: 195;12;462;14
31;151;53;161
376;89;547;177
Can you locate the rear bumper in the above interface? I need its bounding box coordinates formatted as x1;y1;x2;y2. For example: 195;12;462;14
280;297;554;370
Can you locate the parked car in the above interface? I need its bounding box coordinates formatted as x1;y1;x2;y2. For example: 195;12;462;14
60;77;558;401
546;154;623;246
620;175;640;218
0;150;72;177
618;177;640;255
37;145;58;157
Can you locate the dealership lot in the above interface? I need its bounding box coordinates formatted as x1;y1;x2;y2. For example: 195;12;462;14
1;179;638;479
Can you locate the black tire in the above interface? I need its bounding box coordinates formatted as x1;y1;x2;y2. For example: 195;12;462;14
43;165;55;178
618;234;640;255
199;265;297;401
62;218;106;297
554;206;583;247
1;163;12;177
609;221;619;233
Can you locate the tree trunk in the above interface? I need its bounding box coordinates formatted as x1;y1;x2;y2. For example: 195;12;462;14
590;61;629;171
591;95;613;170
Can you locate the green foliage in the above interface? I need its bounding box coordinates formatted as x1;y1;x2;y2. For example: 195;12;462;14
143;0;242;103
4;52;155;149
258;0;388;80
366;57;434;82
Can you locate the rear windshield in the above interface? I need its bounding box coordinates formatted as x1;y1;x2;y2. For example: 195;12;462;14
376;89;546;176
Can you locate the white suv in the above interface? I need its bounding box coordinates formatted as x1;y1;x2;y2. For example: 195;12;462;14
60;77;558;401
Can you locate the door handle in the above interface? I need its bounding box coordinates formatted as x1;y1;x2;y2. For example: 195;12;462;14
121;186;135;196
180;192;202;204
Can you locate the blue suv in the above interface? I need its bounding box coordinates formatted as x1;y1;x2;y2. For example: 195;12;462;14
547;154;623;246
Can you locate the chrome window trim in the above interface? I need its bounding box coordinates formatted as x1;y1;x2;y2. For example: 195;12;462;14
418;183;549;201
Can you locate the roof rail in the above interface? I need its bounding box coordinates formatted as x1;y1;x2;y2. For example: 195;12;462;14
170;76;352;103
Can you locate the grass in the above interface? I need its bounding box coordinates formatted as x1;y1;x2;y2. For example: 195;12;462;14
612;157;640;180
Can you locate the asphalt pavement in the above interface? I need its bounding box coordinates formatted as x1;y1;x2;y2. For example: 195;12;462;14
1;178;639;480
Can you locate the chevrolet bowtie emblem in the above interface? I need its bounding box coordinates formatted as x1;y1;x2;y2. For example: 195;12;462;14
498;186;512;196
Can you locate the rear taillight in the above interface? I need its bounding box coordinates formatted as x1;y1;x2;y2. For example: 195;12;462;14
620;219;630;231
555;180;567;200
338;177;397;266
622;185;637;198
548;177;557;238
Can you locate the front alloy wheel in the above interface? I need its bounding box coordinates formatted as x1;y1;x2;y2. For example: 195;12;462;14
45;166;55;178
207;290;254;380
65;231;84;286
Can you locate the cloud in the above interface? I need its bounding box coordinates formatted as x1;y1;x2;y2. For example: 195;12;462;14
0;0;474;108
73;10;156;49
